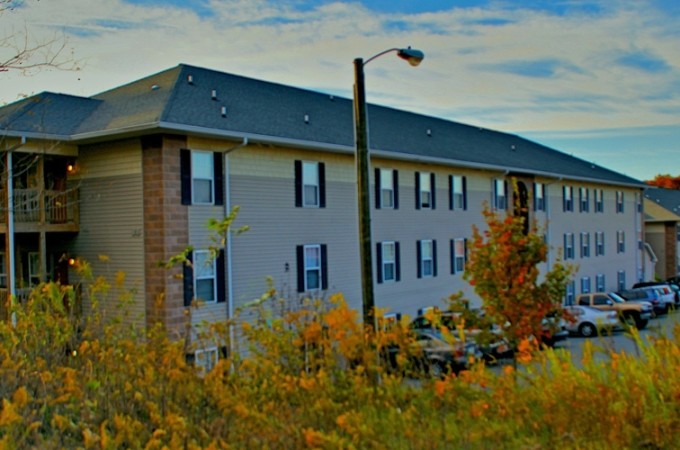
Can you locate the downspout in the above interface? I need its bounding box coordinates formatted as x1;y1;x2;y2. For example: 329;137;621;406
221;137;248;356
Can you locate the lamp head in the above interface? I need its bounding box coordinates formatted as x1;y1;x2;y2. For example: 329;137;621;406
397;47;425;67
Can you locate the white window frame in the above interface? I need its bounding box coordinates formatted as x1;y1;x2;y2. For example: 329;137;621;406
616;190;624;213
195;346;219;374
534;182;545;211
494;179;507;210
452;238;466;274
563;185;573;212
28;251;40;286
381;241;397;282
564;233;575;260
302;161;320;207
451;175;465;210
579;187;589;212
595;231;605;256
617;230;625;253
303;244;322;290
420;240;434;277
581;277;591;294
617;270;626;291
191;151;215;205
380;169;395;209
596;274;605;292
194;250;217;303
580;232;590;258
419;172;432;209
594;189;604;212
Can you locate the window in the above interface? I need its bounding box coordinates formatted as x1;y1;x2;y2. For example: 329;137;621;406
493;178;507;210
579;187;589;212
596;274;605;292
580;232;590;258
377;241;400;283
28;252;41;286
616;191;624;213
417;240;437;278
195;347;219;374
581;277;591;294
594;189;604;212
194;250;217;303
595;232;605;256
297;244;328;291
416;172;435;209
617;270;626;291
295;160;326;208
533;182;545;211
375;168;399;209
565;281;575;305
617;230;625;253
182;250;226;306
564;233;575;260
563;185;573;212
0;253;6;288
451;238;467;274
180;149;224;206
449;175;467;210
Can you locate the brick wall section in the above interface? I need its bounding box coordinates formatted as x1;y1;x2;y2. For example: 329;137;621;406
142;134;189;339
664;222;678;279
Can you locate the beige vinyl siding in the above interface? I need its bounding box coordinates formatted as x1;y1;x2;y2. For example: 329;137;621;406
70;140;145;327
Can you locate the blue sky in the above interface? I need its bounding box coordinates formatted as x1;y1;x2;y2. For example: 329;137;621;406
1;0;679;181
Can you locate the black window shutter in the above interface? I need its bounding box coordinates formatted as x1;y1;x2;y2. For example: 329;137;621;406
562;186;567;211
183;252;194;307
321;244;328;289
563;234;568;259
216;249;226;303
431;173;436;209
462;176;467;210
319;163;326;208
433;240;438;277
450;239;455;274
395;242;401;281
533;183;538;211
393;170;399;209
416;241;422;278
213;152;224;206
294;160;303;207
374;168;381;209
376;243;383;284
503;181;508;210
296;245;305;292
415;172;421;209
180;149;192;205
448;175;454;210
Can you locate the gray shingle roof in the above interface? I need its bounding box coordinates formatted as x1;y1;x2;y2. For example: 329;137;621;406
644;187;680;215
0;63;644;187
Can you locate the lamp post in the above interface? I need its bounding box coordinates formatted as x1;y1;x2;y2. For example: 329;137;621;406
353;47;424;333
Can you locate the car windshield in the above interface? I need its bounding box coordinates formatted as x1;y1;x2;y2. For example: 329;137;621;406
609;292;626;303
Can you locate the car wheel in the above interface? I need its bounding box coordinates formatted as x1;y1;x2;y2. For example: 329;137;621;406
635;317;648;330
579;322;596;337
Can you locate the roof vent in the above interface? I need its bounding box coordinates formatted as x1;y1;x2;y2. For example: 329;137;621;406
187;75;194;85
211;89;217;100
329;95;334;101
151;84;160;91
221;106;227;117
304;114;310;124
510;144;516;151
426;129;432;136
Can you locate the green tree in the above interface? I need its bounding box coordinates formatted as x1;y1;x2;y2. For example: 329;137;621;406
463;188;573;355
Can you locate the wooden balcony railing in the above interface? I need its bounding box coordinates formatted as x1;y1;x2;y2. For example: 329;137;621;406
0;188;79;228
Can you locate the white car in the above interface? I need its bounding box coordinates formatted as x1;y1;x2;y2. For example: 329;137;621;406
563;305;619;337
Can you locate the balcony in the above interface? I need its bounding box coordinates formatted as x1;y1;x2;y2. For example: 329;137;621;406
0;188;79;232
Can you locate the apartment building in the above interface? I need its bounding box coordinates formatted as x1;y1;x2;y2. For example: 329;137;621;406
0;64;646;347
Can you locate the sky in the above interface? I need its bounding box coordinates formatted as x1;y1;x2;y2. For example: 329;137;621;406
1;0;679;181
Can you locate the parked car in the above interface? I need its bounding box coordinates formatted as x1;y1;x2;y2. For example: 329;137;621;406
410;311;512;362
576;292;652;329
563;305;619;337
621;285;673;315
410;329;482;377
541;312;570;346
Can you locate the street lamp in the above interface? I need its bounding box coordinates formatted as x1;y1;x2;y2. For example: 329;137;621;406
353;47;424;333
